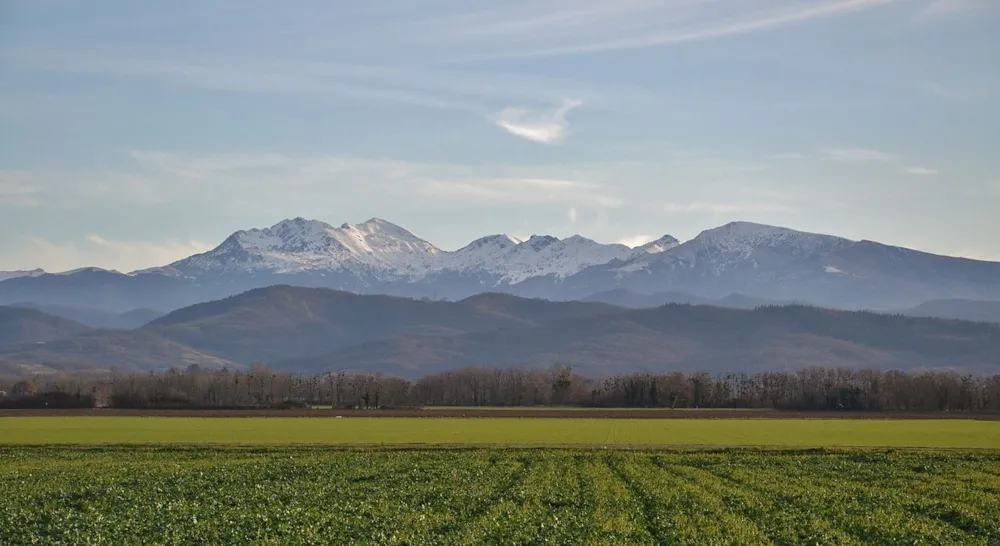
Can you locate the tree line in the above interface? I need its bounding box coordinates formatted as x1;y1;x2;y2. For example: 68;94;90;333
3;364;1000;412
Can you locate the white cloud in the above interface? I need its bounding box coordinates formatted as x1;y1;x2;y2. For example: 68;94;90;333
820;148;897;163
567;207;578;224
130;150;627;211
902;166;940;176
495;99;582;143
919;0;992;17
17;235;212;273
417;176;621;208
664;202;791;214
769;153;810;160
427;0;900;61
618;234;655;248
0;175;40;207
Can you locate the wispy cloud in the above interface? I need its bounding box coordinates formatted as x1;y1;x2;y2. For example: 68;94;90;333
918;0;994;18
664;202;792;214
0;173;41;207
820;148;898;163
902;166;940;175
495;99;582;143
418;176;621;208
23;235;211;273
129;150;627;211
422;0;900;61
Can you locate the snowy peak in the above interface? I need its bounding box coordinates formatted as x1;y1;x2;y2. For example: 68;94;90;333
636;235;680;255
171;217;440;277
466;234;523;249
337;218;441;264
688;222;852;256
610;222;856;278
55;267;122;276
231;218;340;254
438;233;634;284
0;269;46;282
526;235;559;251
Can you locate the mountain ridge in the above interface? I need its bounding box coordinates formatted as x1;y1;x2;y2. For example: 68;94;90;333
3;286;1000;377
2;218;999;312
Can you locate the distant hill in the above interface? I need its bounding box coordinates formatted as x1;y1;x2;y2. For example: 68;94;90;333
0;329;236;375
282;304;1000;377
901;299;1000;324
3;287;999;377
9;303;164;329
583;289;780;309
143;286;620;364
0;306;91;346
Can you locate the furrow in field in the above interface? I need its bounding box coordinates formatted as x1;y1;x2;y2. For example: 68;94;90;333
654;456;862;545
703;452;987;544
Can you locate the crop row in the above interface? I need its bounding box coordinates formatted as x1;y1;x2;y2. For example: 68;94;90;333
1;448;999;544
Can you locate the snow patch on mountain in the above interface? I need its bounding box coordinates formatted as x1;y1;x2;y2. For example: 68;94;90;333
0;269;46;282
635;235;680;255
170;217;441;279
54;267;122;276
436;233;635;284
685;222;851;257
614;222;854;277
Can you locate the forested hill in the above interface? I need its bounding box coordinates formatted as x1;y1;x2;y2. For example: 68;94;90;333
2;286;999;377
282;303;1000;376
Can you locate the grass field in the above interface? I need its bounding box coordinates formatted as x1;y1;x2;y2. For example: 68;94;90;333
1;416;999;447
2;447;999;544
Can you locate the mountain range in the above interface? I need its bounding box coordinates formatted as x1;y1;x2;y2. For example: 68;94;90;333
2;286;998;377
2;217;1000;314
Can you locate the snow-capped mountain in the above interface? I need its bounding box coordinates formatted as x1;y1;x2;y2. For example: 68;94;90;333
434;233;637;284
0;269;45;282
169;217;442;280
165;217;652;290
613;222;853;276
634;235;681;255
552;221;1000;308
2;218;999;312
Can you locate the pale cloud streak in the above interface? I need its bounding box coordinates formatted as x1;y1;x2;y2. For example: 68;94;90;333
918;0;995;17
902;166;940;175
664;202;792;214
0;173;41;207
495;99;582;143
420;0;900;61
22;235;211;273
821;148;898;163
127;150;625;210
417;176;621;208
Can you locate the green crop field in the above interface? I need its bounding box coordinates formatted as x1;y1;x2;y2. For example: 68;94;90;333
1;416;999;448
2;447;999;544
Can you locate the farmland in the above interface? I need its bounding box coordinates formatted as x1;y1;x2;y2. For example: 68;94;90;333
2;447;1000;544
2;416;999;544
1;416;999;448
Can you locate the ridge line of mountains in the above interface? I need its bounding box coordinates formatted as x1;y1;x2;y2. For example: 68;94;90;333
2;285;999;377
2;217;999;378
3;217;1000;313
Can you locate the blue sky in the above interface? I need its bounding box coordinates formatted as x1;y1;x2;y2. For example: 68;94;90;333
1;0;998;271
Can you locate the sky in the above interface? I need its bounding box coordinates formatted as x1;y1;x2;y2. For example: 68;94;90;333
1;0;999;272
